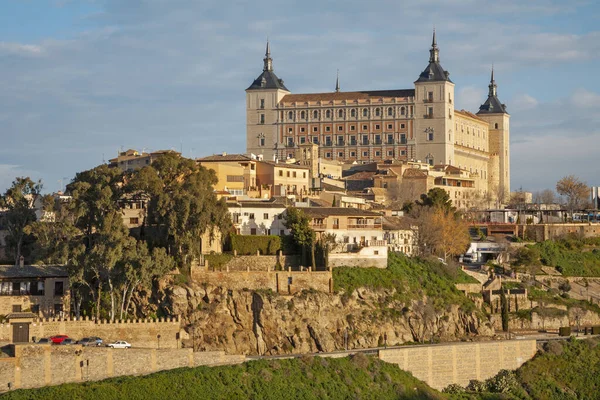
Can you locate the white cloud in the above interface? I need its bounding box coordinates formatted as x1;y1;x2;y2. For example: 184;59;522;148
0;42;43;56
511;94;538;110
456;86;485;112
570;88;600;108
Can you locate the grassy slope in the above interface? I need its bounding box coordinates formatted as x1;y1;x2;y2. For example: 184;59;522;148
2;355;445;400
533;237;600;276
333;253;479;312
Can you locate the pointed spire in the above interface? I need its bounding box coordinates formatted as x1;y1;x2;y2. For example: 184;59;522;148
335;69;340;93
263;39;273;72
488;65;497;97
429;28;440;63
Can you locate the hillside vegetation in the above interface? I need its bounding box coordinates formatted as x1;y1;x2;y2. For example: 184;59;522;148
517;237;600;276
2;354;445;400
333;253;480;312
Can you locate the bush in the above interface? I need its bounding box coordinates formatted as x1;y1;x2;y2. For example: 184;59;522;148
230;234;282;255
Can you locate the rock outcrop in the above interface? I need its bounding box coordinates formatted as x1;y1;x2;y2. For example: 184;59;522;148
165;284;494;356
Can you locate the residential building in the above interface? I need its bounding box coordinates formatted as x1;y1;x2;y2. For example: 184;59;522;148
0;264;70;318
108;149;180;172
246;32;510;202
197;153;258;197
228;198;290;236
383;216;418;256
255;160;310;198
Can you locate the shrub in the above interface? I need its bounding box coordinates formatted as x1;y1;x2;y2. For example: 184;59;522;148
544;340;564;355
230;234;282;255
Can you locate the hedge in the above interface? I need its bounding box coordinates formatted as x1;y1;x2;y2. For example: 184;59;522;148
230;235;282;255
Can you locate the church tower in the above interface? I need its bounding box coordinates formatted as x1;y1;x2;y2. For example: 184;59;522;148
413;30;455;167
477;67;510;202
246;41;290;160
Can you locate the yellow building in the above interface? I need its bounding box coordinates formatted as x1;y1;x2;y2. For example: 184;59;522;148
197;153;258;197
108;149;180;172
245;32;510;203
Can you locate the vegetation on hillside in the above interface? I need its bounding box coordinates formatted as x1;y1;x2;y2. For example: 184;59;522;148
513;236;600;276
333;253;479;312
2;354;445;400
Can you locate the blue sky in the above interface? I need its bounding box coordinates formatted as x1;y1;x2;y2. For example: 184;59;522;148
1;0;599;194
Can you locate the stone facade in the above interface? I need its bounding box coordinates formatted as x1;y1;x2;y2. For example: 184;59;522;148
379;339;537;390
191;267;332;295
518;223;600;242
0;344;245;392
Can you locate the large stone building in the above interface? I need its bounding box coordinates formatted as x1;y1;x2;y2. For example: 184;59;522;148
245;32;510;201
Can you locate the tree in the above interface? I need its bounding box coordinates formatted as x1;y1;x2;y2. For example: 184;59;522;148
318;233;338;270
416;188;456;215
556;175;589;215
411;206;469;260
0;177;42;264
533;189;556;205
283;207;316;268
127;153;230;268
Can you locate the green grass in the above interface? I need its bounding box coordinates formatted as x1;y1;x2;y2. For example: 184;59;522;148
528;286;600;314
2;354;445;400
333;253;479;313
527;237;600;277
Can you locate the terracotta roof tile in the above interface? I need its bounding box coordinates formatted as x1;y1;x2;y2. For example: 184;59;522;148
280;89;415;104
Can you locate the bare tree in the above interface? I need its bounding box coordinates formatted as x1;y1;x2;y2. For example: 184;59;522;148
556;175;589;216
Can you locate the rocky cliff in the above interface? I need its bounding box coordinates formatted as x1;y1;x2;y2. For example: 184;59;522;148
164;283;494;356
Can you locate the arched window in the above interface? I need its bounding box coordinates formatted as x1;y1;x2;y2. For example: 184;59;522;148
300;111;305;119
313;110;318;119
338;109;343;118
400;107;405;115
362;108;368;117
387;107;393;116
326;110;331;118
375;108;380;117
288;111;293;120
495;123;499;129
351;109;356;118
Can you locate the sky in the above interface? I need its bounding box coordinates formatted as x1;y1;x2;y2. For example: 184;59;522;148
1;0;599;194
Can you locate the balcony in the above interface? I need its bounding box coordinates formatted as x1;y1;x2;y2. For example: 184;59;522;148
312;223;326;230
361;140;369;145
347;224;382;229
386;140;394;145
424;98;434;103
374;140;382;145
285;142;295;148
399;138;407;145
366;239;387;247
324;142;332;147
424;114;434;119
336;140;345;146
349;140;357;146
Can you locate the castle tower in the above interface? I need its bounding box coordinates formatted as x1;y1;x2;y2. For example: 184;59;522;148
413;30;455;167
246;40;290;161
477;67;510;202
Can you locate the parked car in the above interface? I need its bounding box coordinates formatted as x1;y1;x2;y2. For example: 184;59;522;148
59;338;76;345
77;337;103;346
36;338;50;344
106;341;131;349
50;335;69;344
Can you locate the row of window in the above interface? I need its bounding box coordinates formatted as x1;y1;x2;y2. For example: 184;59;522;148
320;149;408;159
0;281;64;296
287;122;406;134
283;106;413;121
232;212;284;221
286;133;408;147
277;170;307;178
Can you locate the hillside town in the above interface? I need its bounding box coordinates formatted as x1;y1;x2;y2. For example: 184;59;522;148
1;31;600;396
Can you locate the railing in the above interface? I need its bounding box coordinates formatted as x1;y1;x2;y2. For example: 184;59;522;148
0;290;45;296
285;142;295;148
399;138;407;144
349;140;357;145
332;224;340;229
324;142;332;147
312;224;326;229
386;140;394;145
347;224;382;229
424;114;434;119
424;98;434;103
366;240;387;247
337;140;345;146
374;140;382;145
361;140;369;145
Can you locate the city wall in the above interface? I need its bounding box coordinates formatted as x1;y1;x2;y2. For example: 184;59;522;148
518;223;600;242
0;317;182;348
378;339;537;390
217;255;301;271
191;267;332;294
0;344;245;392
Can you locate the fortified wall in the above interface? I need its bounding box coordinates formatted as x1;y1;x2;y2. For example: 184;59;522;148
0;317;183;348
0;344;245;392
378;339;537;390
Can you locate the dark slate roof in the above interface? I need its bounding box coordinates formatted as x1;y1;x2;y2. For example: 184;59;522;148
301;207;381;218
6;312;38;320
477;95;508;115
280;89;415;103
415;61;452;83
246;70;289;91
0;265;68;279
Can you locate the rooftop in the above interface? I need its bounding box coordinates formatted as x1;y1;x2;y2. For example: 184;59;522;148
280;89;415;104
197;154;253;162
0;265;68;279
302;207;382;218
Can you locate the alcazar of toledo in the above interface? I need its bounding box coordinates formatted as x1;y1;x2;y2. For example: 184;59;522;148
245;31;510;207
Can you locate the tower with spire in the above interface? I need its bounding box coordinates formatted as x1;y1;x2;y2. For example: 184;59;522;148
245;40;290;160
477;66;511;201
413;29;455;168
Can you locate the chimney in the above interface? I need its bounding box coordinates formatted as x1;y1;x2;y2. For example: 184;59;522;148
19;255;24;268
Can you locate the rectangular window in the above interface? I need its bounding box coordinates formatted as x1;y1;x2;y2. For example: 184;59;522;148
325;126;331;132
428;107;433;117
300;137;306;144
428;132;434;141
259;137;265;146
362;124;368;131
279;229;284;235
387;150;393;156
350;125;355;131
375;151;380;157
12;304;22;312
279;170;283;177
326;152;331;158
226;175;244;182
303;172;306;178
375;124;380;130
260;99;265;109
362;151;368;157
387;124;392;129
350;135;356;145
387;134;393;144
54;281;64;296
249;213;255;220
338;126;343;131
350;151;356;157
300;127;305;133
287;171;290;177
400;124;405;129
250;228;257;235
313;126;318;132
375;135;381;144
129;217;139;225
338;152;344;157
293;171;297;178
260;114;265;124
263;213;269;220
428;91;433;101
400;134;407;144
288;127;293;133
400;150;406;156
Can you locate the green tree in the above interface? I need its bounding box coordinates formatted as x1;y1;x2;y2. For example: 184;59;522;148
283;207;316;268
127;153;230;268
0;177;42;264
416;188;456;215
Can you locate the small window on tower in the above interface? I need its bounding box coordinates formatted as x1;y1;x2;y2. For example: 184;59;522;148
260;99;265;109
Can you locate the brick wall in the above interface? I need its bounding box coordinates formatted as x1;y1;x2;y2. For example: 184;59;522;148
217;255;300;271
378;339;537;390
0;317;182;348
0;344;246;392
191;268;332;294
